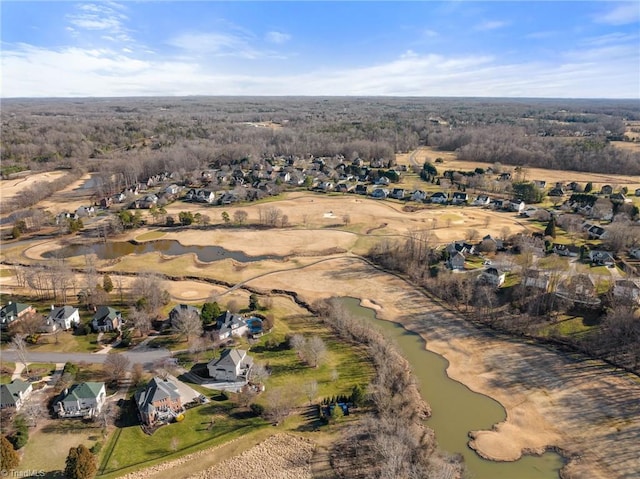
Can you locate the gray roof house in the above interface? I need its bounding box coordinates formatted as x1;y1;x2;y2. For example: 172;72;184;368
46;305;80;331
207;349;253;382
55;382;106;418
214;311;248;340
613;279;640;304
447;251;466;270
0;380;33;410
135;376;184;426
1;301;36;330
480;267;506;287
92;306;122;333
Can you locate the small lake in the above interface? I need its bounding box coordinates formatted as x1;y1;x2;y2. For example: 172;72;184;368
338;297;563;479
43;240;283;263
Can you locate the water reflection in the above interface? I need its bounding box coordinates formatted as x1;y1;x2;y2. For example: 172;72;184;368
43;240;282;263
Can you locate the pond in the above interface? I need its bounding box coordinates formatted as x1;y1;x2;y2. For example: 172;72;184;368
43;240;284;263
338;297;563;479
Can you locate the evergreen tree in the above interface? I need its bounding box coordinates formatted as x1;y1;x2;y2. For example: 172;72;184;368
585;182;593;193
1;435;20;471
65;444;97;479
544;217;557;238
102;274;114;294
201;302;221;325
350;384;365;407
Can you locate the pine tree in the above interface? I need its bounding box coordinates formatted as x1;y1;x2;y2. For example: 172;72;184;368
1;435;20;471
102;274;114;294
65;444;97;479
544;217;557;238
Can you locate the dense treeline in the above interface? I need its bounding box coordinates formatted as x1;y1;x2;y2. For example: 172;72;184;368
314;298;463;479
1;97;638;179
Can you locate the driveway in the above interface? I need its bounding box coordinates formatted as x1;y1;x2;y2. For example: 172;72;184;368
1;347;172;368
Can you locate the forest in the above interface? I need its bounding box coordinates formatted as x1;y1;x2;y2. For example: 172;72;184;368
2;96;639;185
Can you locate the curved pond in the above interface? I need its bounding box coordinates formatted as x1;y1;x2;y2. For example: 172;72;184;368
43;240;283;263
338;297;563;479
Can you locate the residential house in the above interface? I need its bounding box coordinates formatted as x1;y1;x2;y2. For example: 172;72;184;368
55;212;78;225
492;199;507;210
508;200;526;214
390;188;406;200
99;197;113;208
164;184;181;196
609;192;630;203
533;180;547;189
556;274;598;305
430;192;448;204
472;195;491;206
207;349;253;382
548;187;565;197
135;194;158;209
55;382;106;418
587;225;608;240
169;304;200;326
552;244;580;258
589;250;615;267
522;269;550;291
375;176;390;186
410;190;428;202
46;305;80;331
135;376;184;427
613;279;640;304
334;183;351;193
447;251;466;270
1;301;36;330
355;184;368;195
481;235;504;251
92;306;123;332
319;181;335;192
600;185;613;195
0;380;33;410
480;267;506;287
451;192;469;205
75;206;95;218
214;311;248;340
630;248;640;260
498;172;512;181
371;188;389;199
446;241;476;255
635;188;640;197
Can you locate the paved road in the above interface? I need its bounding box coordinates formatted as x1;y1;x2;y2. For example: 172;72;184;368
1;346;171;367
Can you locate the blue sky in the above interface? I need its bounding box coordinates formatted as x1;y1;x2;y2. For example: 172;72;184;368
2;1;639;98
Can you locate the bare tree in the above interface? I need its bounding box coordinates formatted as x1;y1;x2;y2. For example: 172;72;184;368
103;353;130;385
302;380;318;405
233;210;248;225
249;362;270;384
130;309;152;337
264;387;294;425
304;336;327;368
11;334;30;376
172;309;203;344
131;273;168;314
237;384;258;407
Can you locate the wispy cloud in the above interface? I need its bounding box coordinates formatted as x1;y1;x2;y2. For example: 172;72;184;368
4;42;636;98
474;20;508;31
266;31;291;44
595;3;640;26
66;2;132;43
169;30;287;60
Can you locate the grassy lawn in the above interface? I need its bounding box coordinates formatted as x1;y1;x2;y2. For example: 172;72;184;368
98;401;268;478
135;231;166;241
20;422;104;473
29;330;103;353
540;313;599;338
20;362;56;378
1;361;15;383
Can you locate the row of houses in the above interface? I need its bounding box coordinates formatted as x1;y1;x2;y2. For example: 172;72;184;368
0;302;122;333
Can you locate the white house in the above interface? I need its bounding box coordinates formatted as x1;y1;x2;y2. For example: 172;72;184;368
207;349;253;382
46;305;80;331
55;382;106;418
472;195;491;206
430;192;448;204
214;311;248;340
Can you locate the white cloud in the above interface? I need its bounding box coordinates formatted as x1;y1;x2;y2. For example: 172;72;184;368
474;20;508;31
66;2;132;43
595;3;640;25
423;29;439;38
1;43;638;98
266;31;291;44
169;31;287;60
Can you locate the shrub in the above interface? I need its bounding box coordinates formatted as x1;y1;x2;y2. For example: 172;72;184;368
249;403;265;416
